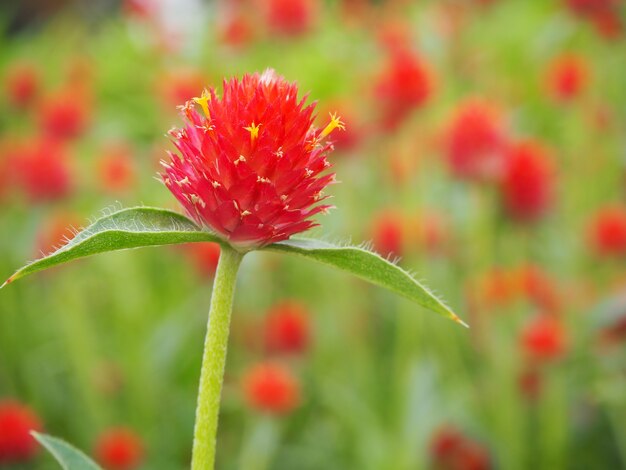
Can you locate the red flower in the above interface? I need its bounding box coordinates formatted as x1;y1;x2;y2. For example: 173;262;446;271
500;140;554;222
184;242;222;278
546;54;589;102
0;399;43;464
374;48;433;130
259;0;318;36
521;314;567;361
4;62;39;109
565;0;623;39
264;300;310;354
566;0;618;17
430;426;491;470
518;367;542;401
370;210;405;259
219;9;256;47
98;144;136;193
13;138;73;203
242;362;300;414
587;205;626;257
444;98;507;181
94;428;144;470
38;90;89;141
162;70;339;249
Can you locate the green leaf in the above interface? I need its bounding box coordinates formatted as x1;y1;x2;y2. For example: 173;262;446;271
1;207;219;288
263;238;467;326
32;432;102;470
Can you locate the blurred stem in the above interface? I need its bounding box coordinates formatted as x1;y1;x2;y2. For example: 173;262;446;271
191;245;244;470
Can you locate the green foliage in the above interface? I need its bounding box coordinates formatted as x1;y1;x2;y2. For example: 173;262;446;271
32;432;102;470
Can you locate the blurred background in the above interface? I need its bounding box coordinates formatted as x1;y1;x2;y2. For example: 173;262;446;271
1;0;626;469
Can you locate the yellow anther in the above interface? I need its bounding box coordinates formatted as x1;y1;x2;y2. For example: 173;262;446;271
319;112;346;140
244;122;261;143
192;89;211;119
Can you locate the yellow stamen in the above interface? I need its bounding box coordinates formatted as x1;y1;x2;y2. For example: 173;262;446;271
192;89;211;119
319;112;346;140
244;122;261;143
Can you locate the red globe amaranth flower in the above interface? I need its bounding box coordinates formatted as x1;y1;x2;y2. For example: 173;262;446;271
374;48;433;130
519;264;561;315
0;399;43;464
162;70;339;249
565;0;623;39
430;426;491;470
500;140;554;222
370;211;405;259
4;62;39;109
444;99;507;181
38;90;89;141
13;138;73;203
264;300;310;354
521;314;567;361
98;144;136;193
259;0;318;36
592;9;623;39
242;362;300;414
94;428;144;470
184;242;222;278
587;205;626;257
545;54;589;102
219;10;256;47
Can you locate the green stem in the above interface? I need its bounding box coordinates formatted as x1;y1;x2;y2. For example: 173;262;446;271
191;244;244;470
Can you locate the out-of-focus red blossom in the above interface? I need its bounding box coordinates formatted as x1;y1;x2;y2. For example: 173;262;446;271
264;300;310;354
0;399;43;464
123;0;155;20
220;8;255;47
13;138;73;202
587;205;626;257
521;314;567;361
519;264;561;314
598;313;626;347
4;62;39;109
162;70;338;248
518;367;542;401
545;54;589;102
38;90;89;141
430;425;491;470
443;99;507;182
242;362;300;414
98;144;136;193
500;140;555;222
184;242;221;278
258;0;318;36
94;428;144;470
158;69;207;110
411;212;449;255
565;0;623;38
36;212;81;256
370;210;405;258
374;48;433;131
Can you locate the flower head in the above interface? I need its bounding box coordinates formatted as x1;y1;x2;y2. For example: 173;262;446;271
242;362;300;414
162;70;338;249
545;54;589;102
521;314;567;361
94;428;144;470
98;143;136;194
260;0;318;36
444;98;507;181
264;300;311;354
38;90;89;141
500;140;555;222
4;62;39;109
587;205;626;257
0;399;43;464
371;210;405;259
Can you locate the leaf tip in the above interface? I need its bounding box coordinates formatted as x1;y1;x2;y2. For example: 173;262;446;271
0;275;14;290
451;313;469;329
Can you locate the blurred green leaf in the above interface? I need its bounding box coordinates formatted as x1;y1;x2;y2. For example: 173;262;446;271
32;432;102;470
1;207;219;288
263;238;466;326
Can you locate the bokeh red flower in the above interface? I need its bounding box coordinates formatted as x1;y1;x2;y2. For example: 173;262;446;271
38;90;89;141
242;362;300;414
520;314;567;361
0;399;42;464
162;70;338;248
545;54;589;102
587;205;626;257
264;300;311;354
184;242;222;278
97;143;136;194
500;140;555;222
258;0;318;36
430;425;491;470
4;62;39;109
443;98;507;181
94;428;144;470
370;210;405;259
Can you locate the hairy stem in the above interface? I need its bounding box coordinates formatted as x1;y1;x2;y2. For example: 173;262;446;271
191;244;244;470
